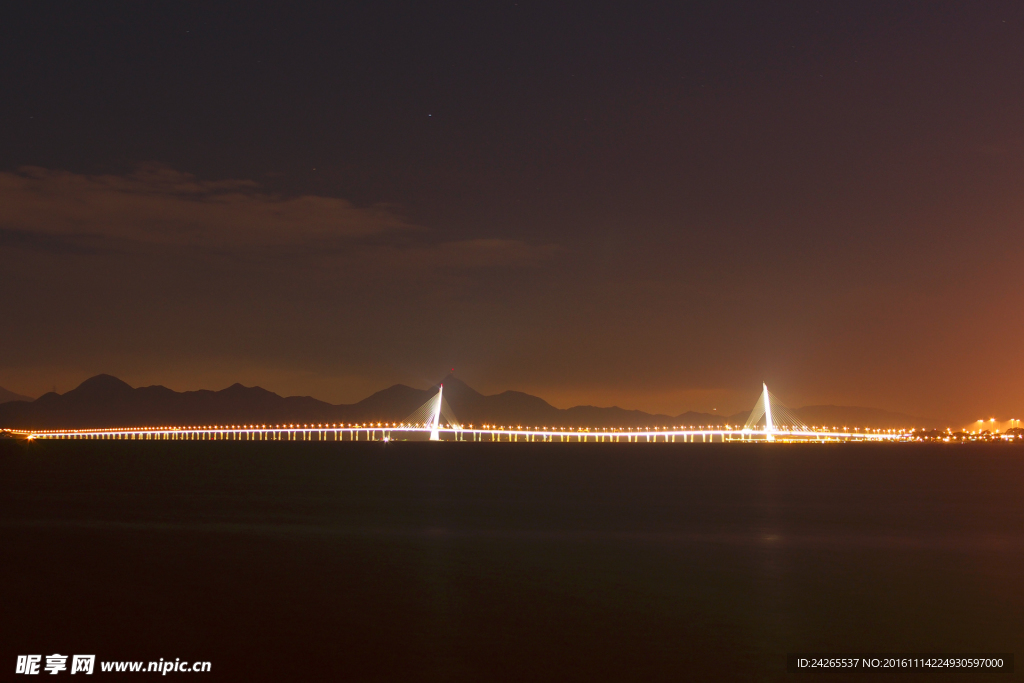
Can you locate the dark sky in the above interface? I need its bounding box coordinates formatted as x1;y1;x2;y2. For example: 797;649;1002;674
2;1;1022;422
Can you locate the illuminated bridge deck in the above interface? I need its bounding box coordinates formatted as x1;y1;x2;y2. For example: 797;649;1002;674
14;425;905;443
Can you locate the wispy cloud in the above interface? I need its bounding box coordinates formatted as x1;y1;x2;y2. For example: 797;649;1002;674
0;163;413;248
0;164;558;270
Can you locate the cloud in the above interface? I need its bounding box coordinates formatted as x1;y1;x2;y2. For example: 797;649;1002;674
0;163;413;248
0;164;559;270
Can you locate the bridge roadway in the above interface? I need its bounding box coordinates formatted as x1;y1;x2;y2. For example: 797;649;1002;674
17;426;904;443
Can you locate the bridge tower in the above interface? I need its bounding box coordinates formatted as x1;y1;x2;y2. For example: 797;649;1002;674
762;383;774;442
744;382;801;440
404;383;460;441
429;384;443;441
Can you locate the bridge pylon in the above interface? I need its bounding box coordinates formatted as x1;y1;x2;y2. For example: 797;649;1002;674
744;383;806;440
403;383;461;440
429;385;443;441
762;383;774;442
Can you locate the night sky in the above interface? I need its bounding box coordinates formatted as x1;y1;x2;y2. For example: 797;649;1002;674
2;2;1022;422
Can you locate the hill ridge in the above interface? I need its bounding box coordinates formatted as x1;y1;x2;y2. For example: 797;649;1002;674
0;385;34;404
0;374;945;430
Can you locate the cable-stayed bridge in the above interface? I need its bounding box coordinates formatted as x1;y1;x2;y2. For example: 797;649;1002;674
16;383;905;442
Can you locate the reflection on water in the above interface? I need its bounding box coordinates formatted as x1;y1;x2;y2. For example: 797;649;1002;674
2;441;1022;681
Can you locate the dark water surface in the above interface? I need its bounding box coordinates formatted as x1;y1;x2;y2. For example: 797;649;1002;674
2;441;1022;681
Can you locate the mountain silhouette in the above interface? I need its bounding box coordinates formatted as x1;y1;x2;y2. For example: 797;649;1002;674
429;375;731;427
791;405;942;430
0;373;943;430
0;385;33;404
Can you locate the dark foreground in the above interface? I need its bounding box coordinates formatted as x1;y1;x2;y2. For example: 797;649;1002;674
1;441;1022;682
